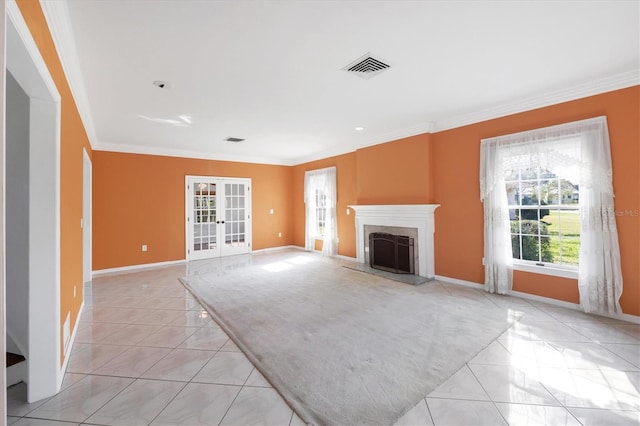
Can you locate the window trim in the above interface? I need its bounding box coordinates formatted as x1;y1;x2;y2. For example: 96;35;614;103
512;260;578;279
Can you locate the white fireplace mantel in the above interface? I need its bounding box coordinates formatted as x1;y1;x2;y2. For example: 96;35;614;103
348;204;440;279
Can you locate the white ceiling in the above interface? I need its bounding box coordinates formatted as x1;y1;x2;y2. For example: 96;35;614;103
42;0;639;165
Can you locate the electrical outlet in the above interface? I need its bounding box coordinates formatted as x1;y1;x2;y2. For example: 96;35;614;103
270;209;274;215
142;244;148;252
346;208;350;215
278;232;282;238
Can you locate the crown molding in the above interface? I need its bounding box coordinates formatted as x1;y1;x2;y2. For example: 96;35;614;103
93;141;293;166
290;121;436;165
36;0;638;165
39;0;97;148
432;69;640;133
293;70;639;164
72;70;640;167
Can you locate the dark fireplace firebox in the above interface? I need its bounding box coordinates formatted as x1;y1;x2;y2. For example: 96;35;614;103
369;232;415;274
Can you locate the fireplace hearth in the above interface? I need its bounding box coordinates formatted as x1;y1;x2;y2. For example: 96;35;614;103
369;232;415;274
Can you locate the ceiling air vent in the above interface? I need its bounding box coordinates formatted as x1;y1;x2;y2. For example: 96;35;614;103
224;137;245;143
342;53;390;79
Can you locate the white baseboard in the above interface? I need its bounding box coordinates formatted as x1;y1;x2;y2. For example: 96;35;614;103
93;247;303;276
268;244;357;262
334;254;358;262
435;274;640;324
612;312;640;325
509;289;580;310
58;300;84;390
434;275;483;290
252;245;302;254
92;259;186;277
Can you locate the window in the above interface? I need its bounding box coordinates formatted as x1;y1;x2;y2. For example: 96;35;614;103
480;117;623;315
315;188;327;237
304;167;338;255
505;163;579;269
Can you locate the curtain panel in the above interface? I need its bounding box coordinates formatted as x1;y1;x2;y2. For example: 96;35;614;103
304;167;338;255
480;116;623;315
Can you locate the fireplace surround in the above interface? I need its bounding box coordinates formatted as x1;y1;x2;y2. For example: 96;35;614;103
348;204;439;279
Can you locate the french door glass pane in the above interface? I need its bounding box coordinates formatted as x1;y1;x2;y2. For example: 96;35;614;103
223;183;247;247
192;182;217;253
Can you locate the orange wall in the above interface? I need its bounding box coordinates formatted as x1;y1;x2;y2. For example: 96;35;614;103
432;86;639;316
291;133;435;258
93;152;293;270
356;134;434;204
18;0;93;364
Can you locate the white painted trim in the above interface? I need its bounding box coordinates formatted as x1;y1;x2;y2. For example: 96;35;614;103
1;0;7;415
82;148;92;282
290;122;435;165
433;69;640;133
7;2;59;98
39;0;97;147
59;301;84;376
88;69;639;167
512;262;579;280
510;289;640;325
87;71;639;167
509;289;581;311
251;245;302;254
333;253;358;262
349;204;440;279
185;176;252;261
32;0;640;168
610;312;640;325
435;275;483;289
436;274;640;324
92;259;186;277
95;141;292;166
7;0;62;403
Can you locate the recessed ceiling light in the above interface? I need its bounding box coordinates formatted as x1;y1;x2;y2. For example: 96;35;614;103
355;127;364;131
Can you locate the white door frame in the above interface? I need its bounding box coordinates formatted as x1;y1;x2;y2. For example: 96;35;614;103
83;148;92;283
6;0;63;402
185;175;252;261
1;0;7;417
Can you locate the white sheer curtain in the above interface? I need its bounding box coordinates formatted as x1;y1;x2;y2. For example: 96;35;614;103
304;167;338;255
576;119;622;315
480;116;623;315
480;139;513;294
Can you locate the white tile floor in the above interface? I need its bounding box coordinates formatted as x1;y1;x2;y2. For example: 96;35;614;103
6;252;640;425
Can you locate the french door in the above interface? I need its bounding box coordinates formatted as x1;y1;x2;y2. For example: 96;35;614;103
186;176;252;261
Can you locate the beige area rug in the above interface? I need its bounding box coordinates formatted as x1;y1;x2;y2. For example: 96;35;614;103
180;250;512;425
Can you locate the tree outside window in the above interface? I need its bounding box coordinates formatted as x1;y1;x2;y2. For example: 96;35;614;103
505;166;579;267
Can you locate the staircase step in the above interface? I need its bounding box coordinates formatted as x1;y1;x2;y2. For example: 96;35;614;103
7;352;25;368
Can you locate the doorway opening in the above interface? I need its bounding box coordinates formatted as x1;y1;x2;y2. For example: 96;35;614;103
5;1;62;403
